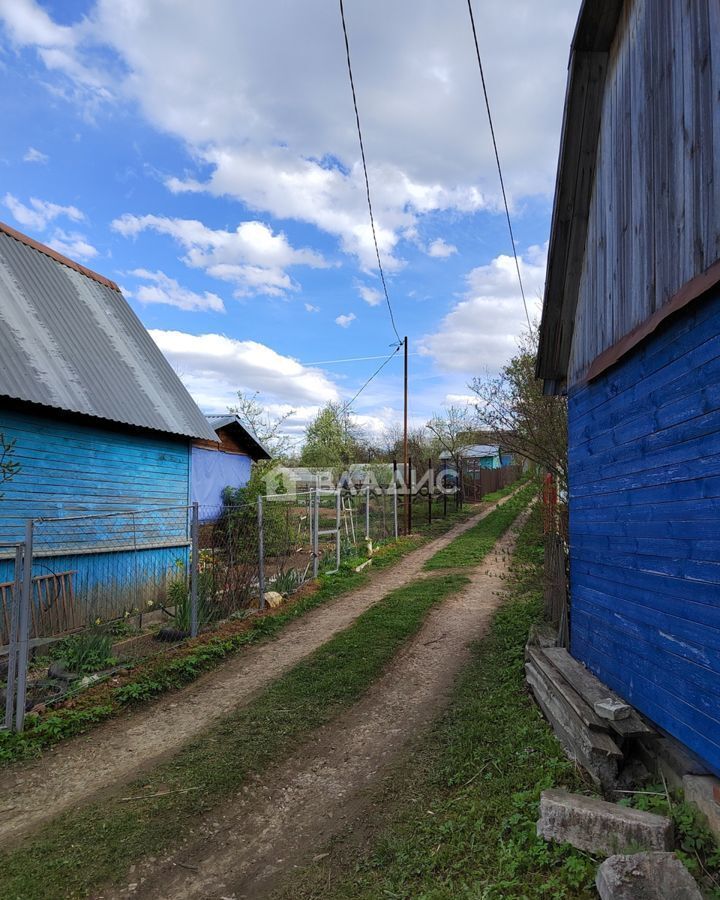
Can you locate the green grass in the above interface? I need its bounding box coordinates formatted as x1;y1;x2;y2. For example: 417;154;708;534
0;573;470;900
0;502;481;765
423;480;537;570
276;504;599;900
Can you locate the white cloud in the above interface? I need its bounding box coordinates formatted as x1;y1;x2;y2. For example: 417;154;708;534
427;238;457;258
419;245;546;373
149;329;340;410
48;228;98;260
3;193;84;230
130;269;225;312
335;313;356;328
357;283;382;307
111;213;327;297
0;0;578;267
23;146;48;164
304;302;320;313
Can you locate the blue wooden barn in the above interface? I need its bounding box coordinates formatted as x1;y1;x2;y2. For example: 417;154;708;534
537;1;720;774
0;221;218;638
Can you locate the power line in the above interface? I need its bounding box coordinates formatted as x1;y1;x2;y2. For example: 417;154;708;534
339;0;402;346
466;0;531;331
341;343;401;415
300;351;419;366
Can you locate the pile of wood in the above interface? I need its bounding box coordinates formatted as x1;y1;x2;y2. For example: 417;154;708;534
525;643;656;791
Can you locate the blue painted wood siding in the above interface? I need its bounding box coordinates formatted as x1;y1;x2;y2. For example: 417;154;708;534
0;410;192;626
0;408;190;541
568;288;720;774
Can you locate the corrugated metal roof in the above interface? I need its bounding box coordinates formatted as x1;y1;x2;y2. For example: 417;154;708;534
439;444;499;459
205;414;272;460
0;223;216;441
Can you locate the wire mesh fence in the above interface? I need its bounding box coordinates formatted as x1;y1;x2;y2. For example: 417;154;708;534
1;463;524;733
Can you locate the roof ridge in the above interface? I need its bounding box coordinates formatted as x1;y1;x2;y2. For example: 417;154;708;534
0;220;120;292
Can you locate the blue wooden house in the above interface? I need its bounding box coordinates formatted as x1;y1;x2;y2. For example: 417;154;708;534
537;1;720;774
0;221;218;638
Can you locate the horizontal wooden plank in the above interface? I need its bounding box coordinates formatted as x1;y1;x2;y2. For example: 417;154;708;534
527;647;608;731
571;607;720;707
573;635;720;775
543;647;656;738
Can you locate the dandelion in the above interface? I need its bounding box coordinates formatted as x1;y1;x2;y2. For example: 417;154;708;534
146;600;154;608
94;617;102;626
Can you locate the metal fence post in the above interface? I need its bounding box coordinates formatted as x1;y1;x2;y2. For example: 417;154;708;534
427;457;433;525
312;489;320;578
190;501;199;636
336;488;341;571
408;456;413;534
392;466;399;539
257;495;266;610
4;544;23;731
365;485;371;540
15;520;33;732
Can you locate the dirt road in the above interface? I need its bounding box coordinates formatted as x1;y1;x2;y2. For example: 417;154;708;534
105;507;531;900
0;495;518;845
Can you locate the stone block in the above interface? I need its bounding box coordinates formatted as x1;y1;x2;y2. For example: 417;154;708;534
537;789;673;855
596;852;702;899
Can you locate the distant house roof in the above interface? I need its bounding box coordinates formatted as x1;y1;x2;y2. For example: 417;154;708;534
439;444;500;460
204;415;272;461
0;221;216;441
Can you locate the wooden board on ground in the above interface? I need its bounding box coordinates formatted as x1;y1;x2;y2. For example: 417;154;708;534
525;660;621;792
543;647;657;739
526;647;606;731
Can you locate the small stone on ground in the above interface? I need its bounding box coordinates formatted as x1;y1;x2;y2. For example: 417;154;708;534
596;851;703;899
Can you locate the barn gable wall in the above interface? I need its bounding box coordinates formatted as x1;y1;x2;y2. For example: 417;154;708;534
568;286;720;774
568;0;720;386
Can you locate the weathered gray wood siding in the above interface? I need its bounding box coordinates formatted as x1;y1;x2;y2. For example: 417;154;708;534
568;0;720;386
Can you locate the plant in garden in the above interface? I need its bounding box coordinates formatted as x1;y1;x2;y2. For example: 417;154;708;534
272;568;302;595
164;562;214;633
56;630;115;675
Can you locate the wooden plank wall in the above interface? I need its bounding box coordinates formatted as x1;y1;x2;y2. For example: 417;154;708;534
568;285;720;774
0;408;191;549
568;0;720;386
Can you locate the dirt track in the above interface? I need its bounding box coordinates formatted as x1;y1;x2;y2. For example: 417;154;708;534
104;506;531;900
0;495;518;846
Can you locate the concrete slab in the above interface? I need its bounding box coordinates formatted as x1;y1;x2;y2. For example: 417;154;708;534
596;852;702;899
537;789;673;855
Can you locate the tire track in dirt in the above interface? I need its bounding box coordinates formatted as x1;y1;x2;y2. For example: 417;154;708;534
105;506;532;900
0;494;520;846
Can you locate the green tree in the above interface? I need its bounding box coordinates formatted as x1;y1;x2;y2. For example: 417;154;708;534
300;402;361;470
469;327;567;487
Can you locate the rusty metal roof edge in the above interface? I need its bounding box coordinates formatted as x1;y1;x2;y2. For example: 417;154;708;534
0;220;121;292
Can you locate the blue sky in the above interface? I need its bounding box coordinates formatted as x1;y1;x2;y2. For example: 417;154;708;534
0;0;580;446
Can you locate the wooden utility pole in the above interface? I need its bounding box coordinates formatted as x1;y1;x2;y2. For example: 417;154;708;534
403;336;409;535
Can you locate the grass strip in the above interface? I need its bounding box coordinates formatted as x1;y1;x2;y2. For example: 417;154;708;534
276;504;598;900
0;502;481;764
0;572;470;899
423;479;537;570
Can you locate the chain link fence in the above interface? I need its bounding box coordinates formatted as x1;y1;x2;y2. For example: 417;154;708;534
1;463;524;733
